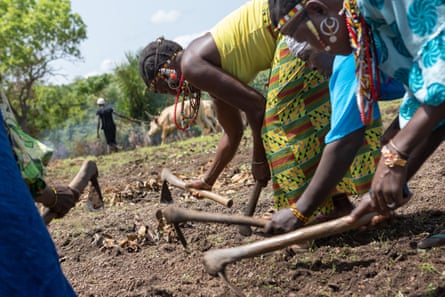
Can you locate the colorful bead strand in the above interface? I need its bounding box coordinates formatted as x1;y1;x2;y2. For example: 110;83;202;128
344;0;380;125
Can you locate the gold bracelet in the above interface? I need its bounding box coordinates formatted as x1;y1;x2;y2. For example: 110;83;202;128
290;204;309;224
381;145;407;168
47;186;58;208
252;160;265;165
388;140;409;160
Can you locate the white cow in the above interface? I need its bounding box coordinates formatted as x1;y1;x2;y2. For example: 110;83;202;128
147;100;219;144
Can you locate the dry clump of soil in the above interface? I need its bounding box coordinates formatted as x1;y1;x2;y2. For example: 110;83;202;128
46;133;445;297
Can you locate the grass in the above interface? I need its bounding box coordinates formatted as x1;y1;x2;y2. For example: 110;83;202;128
420;263;439;274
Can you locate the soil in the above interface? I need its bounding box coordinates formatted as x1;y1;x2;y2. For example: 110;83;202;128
45;131;445;297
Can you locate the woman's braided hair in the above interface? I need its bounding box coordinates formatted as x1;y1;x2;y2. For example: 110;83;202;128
138;36;183;88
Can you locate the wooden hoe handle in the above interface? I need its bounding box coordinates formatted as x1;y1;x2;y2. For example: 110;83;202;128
203;212;377;276
161;205;268;227
238;181;263;236
161;168;233;208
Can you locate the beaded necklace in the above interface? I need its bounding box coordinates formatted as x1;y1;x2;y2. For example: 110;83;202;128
173;74;201;131
149;49;201;131
344;0;380;125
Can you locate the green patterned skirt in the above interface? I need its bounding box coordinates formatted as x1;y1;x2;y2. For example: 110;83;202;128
262;36;382;219
0;90;53;197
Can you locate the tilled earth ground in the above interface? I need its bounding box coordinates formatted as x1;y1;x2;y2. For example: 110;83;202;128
45;132;445;297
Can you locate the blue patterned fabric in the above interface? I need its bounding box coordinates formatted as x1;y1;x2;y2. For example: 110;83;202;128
358;0;445;127
0;111;76;296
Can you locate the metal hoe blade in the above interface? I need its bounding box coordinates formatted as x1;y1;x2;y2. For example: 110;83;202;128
160;180;174;204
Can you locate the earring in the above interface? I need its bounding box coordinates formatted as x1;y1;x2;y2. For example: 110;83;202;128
169;72;177;80
320;17;340;44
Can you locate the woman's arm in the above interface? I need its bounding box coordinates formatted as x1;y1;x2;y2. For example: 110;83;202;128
349;102;445;222
265;128;365;234
182;33;270;186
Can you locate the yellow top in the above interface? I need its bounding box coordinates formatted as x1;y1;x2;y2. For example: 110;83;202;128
210;0;277;83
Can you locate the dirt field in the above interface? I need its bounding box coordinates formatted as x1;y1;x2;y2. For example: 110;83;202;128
45;129;445;297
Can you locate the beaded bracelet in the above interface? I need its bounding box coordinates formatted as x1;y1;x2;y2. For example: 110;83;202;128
47;186;58;208
290;204;309;224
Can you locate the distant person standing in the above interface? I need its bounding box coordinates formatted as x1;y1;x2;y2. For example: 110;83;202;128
96;97;118;153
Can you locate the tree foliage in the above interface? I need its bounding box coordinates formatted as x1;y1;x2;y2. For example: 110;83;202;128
31;74;113;132
0;0;87;131
114;51;173;120
0;1;276;158
30;62;271;156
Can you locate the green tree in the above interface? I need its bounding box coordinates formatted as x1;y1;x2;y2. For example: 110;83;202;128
0;0;87;132
114;51;171;121
31;74;113;132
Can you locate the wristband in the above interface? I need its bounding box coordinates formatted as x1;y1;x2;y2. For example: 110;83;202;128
388;140;409;160
290;204;309;224
381;145;407;168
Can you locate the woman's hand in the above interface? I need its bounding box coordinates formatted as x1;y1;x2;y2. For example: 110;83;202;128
47;186;79;219
264;208;305;235
347;192;397;226
348;166;412;224
251;161;270;187
185;178;213;192
369;159;409;213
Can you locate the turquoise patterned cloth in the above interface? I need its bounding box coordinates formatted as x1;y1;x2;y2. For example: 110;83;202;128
358;0;445;127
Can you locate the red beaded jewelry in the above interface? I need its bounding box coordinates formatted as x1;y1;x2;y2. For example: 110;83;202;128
344;0;380;125
173;74;201;131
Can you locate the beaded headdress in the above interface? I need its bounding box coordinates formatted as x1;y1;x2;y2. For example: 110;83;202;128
145;38;201;131
148;51;179;92
276;0;307;32
276;0;331;51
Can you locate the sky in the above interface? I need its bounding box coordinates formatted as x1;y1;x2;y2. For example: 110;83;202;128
49;0;247;84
